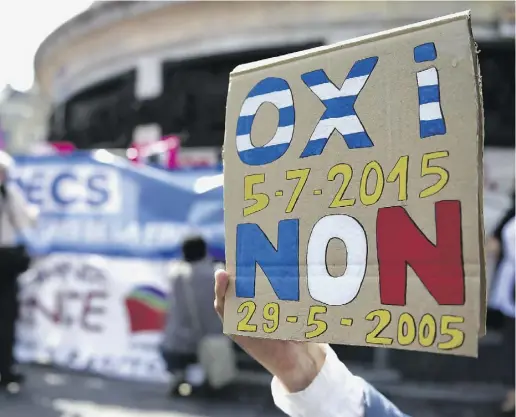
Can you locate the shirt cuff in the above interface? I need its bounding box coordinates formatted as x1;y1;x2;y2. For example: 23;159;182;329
271;345;365;417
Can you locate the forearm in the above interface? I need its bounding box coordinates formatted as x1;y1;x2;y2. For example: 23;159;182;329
272;345;364;417
271;345;409;417
274;343;326;393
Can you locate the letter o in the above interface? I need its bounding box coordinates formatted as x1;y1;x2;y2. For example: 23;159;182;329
307;214;367;306
236;77;295;166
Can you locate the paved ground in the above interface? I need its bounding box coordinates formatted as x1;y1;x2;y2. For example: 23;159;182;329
0;366;507;417
1;366;278;417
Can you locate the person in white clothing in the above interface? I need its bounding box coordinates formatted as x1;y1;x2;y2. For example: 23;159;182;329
214;269;408;417
488;215;515;415
0;150;38;392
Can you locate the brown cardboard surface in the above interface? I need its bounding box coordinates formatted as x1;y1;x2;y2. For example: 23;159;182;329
223;11;485;357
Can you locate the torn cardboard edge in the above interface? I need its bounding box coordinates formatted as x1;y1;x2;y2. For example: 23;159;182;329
230;10;472;78
469;22;487;337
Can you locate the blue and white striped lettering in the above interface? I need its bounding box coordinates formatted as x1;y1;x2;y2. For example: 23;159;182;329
414;42;437;63
299;56;378;158
236;77;295;166
414;43;446;138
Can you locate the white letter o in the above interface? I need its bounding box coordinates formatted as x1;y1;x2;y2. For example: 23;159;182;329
307;214;367;306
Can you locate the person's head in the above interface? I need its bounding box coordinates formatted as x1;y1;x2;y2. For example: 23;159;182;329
182;235;207;263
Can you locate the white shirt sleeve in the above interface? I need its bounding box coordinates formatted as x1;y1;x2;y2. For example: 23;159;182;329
271;345;365;417
490;217;516;318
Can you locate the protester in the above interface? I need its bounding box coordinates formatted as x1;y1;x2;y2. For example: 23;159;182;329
487;192;515;329
0;150;37;392
214;269;409;417
160;235;225;397
488;212;515;416
487;191;515;277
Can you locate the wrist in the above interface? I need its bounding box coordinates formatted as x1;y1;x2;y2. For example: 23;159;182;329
276;343;327;393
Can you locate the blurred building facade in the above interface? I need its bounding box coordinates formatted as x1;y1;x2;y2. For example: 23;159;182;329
0;85;49;154
34;1;515;153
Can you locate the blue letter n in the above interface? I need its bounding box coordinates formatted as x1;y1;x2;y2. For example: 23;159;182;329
236;219;300;301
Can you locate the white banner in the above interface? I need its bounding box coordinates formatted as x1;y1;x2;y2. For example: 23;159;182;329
15;253;170;383
10;153;225;382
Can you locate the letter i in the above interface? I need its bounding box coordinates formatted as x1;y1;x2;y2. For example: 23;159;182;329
414;43;446;138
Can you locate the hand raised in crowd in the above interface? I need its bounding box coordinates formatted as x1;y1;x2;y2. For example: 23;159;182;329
214;269;326;393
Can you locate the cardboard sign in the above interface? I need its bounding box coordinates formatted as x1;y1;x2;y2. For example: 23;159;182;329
223;12;485;357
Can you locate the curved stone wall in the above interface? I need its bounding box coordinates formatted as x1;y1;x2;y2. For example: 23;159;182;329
35;1;513;104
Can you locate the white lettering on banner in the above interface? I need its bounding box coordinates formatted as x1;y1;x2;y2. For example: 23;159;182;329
12;164;122;214
33;220;193;248
201;223;225;240
16;342;168;382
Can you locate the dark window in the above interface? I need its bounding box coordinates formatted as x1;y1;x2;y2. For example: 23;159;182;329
48;71;136;149
48;44;324;150
478;40;515;148
143;42;324;149
49;39;513;151
48;104;66;141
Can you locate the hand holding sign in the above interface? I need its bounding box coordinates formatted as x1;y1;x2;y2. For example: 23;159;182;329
214;269;326;392
223;12;485;357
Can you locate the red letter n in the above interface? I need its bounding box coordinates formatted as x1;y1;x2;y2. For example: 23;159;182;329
376;200;465;306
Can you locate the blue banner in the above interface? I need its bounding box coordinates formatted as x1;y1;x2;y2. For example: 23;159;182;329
10;151;225;260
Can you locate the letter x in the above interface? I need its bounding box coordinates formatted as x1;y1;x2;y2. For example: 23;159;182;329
300;56;378;158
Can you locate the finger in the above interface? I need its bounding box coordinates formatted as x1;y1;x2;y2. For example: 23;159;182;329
214;269;230;318
214;269;229;301
214;298;223;319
